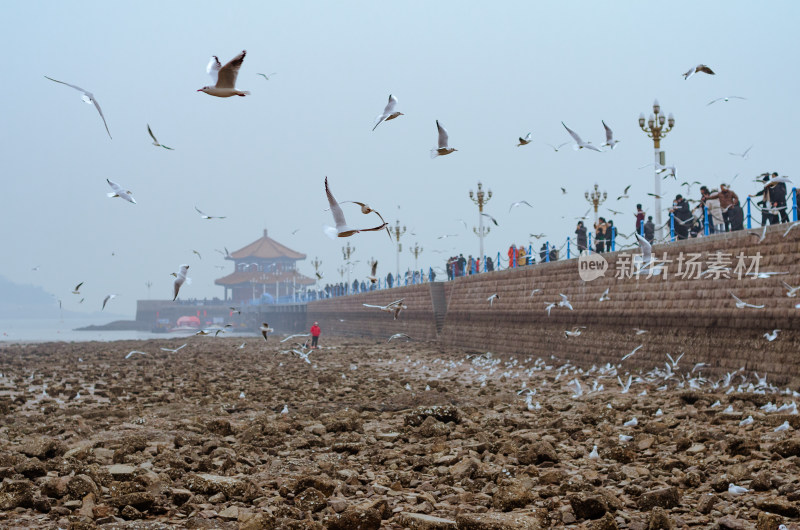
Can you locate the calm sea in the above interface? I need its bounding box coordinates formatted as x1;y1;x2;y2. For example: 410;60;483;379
0;318;197;343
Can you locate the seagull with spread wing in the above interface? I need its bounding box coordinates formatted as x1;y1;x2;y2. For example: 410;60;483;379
373;94;403;131
517;132;532;146
601;120;619;149
257;72;277;81
197;50;250;97
44;76;112;139
194;206;226;219
172;265;190;301
431;120;457;158
683;64;715;79
323;177;388;238
362;298;407;320
708;96;746;106
562;122;601;152
729;291;765;309
509;200;533;213
72;282;84;295
106;179;136;204
147;124;174;150
102;294;117;311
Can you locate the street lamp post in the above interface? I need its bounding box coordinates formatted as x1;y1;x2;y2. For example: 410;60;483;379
584;184;608;227
311;256;322;288
638;99;675;240
409;242;423;271
469;182;492;264
341;242;355;286
391;219;406;281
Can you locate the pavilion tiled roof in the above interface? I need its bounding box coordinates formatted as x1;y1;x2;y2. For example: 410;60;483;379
214;270;316;287
228;230;306;260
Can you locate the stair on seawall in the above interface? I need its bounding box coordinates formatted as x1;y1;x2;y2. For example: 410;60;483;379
429;282;448;334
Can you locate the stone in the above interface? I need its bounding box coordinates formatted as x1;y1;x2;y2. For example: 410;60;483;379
218;505;239;520
717;516;749;530
107;464;137;481
15;457;46;478
205;418;233;436
67;474;98;500
518;441;559;465
417;416;451;438
752;470;773;491
449;457;479;481
185;472;259;501
0;479;34;510
772;438;800;458
293;475;339;496
322;498;387;530
295;486;327;513
324;409;363;433
756;511;784;530
455;511;544;529
638;486;679;511
18;437;66;460
647;507;673;529
697;493;718;515
398;512;458;530
120;504;143;520
109;492;155;511
404;405;461;427
569;493;609;520
493;479;535;511
755;498;800;518
238;511;276;530
590;512;619;530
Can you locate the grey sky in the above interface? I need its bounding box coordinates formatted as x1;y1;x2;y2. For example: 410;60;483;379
2;1;798;316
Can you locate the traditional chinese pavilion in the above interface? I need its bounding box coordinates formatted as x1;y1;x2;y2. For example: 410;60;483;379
214;230;315;303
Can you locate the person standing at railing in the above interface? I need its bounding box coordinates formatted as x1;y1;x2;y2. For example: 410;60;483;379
644;216;655;243
635;204;645;234
575;221;587;252
457;254;466;277
594;218;607;252
707;183;739;232
507;244;517;268
771;172;790;223
517;245;527;267
729;196;744;231
386;272;394;288
486;256;494;271
751;174;779;226
670;194;692;240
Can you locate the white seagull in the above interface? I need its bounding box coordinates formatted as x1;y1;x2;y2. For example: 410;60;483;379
562;122;601;152
764;329;780;342
44;76;112;139
707;96;746;106
558;293;574;310
487;294;499;306
102;294;117;310
72;282;84;295
147;124;174;150
194;206;226;220
324;177;388;238
125;351;147;359
517;132;532;147
362;298;407;320
727;483;748;495
599;288;610;302
106;179;136;204
373;94;403;131
683;64;715;80
160;344;187;353
431;120;457;158
781;281;800;297
729;291;765;309
172;264;190;301
601;121;619;149
621;345;643;361
509;200;533;213
197;50;250;97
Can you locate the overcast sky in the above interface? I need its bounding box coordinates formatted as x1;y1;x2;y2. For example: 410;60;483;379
2;1;798;317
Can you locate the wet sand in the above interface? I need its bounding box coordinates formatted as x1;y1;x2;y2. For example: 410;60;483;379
0;336;799;529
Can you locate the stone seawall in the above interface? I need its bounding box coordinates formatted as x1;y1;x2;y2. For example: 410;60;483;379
309;224;800;384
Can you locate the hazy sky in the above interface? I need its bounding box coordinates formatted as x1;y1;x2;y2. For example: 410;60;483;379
2;1;799;317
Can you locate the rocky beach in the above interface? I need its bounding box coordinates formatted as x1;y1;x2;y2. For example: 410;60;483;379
1;336;799;529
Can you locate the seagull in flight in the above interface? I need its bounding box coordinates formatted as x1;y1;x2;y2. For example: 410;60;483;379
598;288;610;302
431;120;457;158
172;265;190;301
373;94;403;131
481;213;499;226
102;294;117;310
616;185;631;201
517;132;532;147
509;200;533;213
260;322;274;341
487;294;499;306
147;124;174;150
194;206;226;219
558;293;573;310
197;50;250;97
683;64;715;79
192;250;201;259
335;200;392;240
708;96;746;106
782;221;800;237
601;120;619;149
324;177;388;238
279;333;311;343
781;281;800;298
44;76;112;139
367;260;379;285
727;145;753;158
621;345;643;361
160;344;187;353
764;329;780;342
562;122;601;152
106;179;136;204
125;351;147;359
256;72;277;81
72;282;84;295
387;333;412;342
729;291;765;309
545;142;570;152
362;298;407;320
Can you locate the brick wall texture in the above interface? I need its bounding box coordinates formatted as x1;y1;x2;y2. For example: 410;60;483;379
308;225;800;384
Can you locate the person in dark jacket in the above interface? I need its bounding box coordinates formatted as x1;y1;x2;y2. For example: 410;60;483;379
575;221;588;251
771;172;790;223
670;194;692;240
643;216;655;243
751;174;779;225
728;196;744;231
594;217;607;253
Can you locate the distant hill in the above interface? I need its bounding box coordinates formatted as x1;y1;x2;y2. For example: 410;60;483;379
0;275;123;319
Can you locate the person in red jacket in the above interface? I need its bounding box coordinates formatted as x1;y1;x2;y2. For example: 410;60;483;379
310;322;321;348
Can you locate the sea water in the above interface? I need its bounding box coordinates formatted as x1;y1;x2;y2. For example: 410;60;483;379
0;318;196;343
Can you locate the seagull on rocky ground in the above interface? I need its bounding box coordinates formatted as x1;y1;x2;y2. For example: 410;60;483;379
509;200;533;212
431;120;457;158
147;124;174;150
783;221;800;237
373;94;403;131
729;145;753;158
172;264;190;300
256;72;277;81
621;345;643;361
729;291;765;309
106;179;136;204
708;96;746;106
363;298;407;320
72;282;84;295
260;323;274;341
160;344;187;353
558;293;573;310
197;50;249;97
194;206;226;219
44;76;112;138
588;445;599;459
683;64;715;79
125;351;147;359
569;379;583;398
774;420;792;432
599;288;610;302
764;329;780;341
601;120;619;149
564;327;585;338
387;333;412;342
562;122;601;152
488;294;499;306
739;415;754;426
517;132;532;146
324;177;388;238
619;434;633;442
546;142;570;152
781;281;800;297
617;375;632;393
623;417;638;427
281;404;289;415
102;294;117;310
238;342;246;349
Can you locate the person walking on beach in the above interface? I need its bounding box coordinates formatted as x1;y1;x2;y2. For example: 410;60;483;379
310;321;321;348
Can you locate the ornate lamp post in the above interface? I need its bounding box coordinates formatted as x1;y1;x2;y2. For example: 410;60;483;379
409;242;423;271
311;257;322;287
337;265;347;281
639;99;675;239
341;242;355;286
469;182;492;262
391;219;406;281
584;184;608;226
